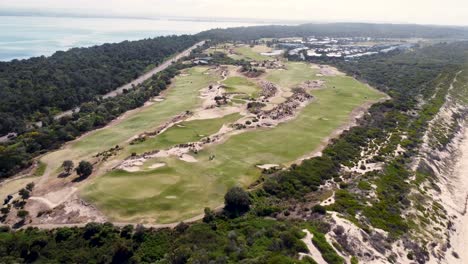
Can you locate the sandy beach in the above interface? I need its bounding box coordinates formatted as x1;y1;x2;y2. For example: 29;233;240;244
444;125;468;263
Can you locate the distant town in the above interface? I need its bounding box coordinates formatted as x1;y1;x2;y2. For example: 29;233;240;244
261;36;416;60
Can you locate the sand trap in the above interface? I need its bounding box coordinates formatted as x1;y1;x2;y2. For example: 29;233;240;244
180;154;198;163
153;98;165;102
165;196;177;199
257;164;280;170
188;106;240;121
123;166;141;172
149;163;166;169
30;187;78;209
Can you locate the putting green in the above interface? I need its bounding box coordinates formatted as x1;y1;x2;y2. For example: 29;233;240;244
82;62;385;223
223;76;261;98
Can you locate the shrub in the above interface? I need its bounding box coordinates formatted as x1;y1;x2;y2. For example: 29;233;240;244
224;187;251;217
312;205;326;215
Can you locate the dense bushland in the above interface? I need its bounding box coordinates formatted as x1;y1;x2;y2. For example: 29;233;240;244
0;35;199;135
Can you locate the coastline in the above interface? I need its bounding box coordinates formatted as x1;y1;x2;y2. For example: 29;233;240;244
444;125;468;263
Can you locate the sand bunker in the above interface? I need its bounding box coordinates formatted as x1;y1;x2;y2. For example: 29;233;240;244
188;106;240;121
123;167;141;172
149;163;166;169
256;164;280;170
180;154;198;163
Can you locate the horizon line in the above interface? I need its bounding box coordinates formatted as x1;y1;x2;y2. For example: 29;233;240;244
1;9;468;28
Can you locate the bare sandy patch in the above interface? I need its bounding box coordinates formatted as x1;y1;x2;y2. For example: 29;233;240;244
149;163;166;169
187;106;241;121
299;229;327;264
256;164;279;170
180;154;198;163
122;166;141;172
320;191;335;206
319;65;345;76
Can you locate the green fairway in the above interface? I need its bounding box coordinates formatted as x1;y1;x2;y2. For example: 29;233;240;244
40;66;220;177
266;62;322;88
222;76;261;98
230;45;273;61
127;113;241;154
82;62;385;223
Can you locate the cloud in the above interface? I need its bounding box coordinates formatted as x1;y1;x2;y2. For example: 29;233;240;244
1;0;468;26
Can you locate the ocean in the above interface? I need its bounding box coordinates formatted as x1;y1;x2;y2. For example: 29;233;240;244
0;15;260;61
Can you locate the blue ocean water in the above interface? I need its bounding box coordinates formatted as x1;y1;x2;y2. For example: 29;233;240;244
0;16;259;61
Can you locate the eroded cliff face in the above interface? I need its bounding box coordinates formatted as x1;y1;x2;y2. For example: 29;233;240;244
313;69;468;264
406;70;468;263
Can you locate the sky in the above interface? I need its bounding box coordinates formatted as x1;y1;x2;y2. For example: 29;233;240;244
1;0;468;26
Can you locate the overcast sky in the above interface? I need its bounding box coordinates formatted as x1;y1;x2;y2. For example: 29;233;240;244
2;0;468;26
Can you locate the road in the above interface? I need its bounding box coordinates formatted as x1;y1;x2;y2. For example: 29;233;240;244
53;40;206;120
102;40;206;99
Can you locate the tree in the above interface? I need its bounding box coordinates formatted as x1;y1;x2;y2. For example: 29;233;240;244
203;207;215;223
26;182;35;192
224;187;251;217
18;188;30;200
62;160;74;175
76;161;93;178
17;210;29;219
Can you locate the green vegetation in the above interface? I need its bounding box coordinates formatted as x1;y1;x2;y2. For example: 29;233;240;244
266;62;321;88
82;61;383;223
128;113;240;153
75;161;93;179
0;35;199;136
230;45;273;61
0;63;193;178
0;25;467;264
0;217;311;263
224;186;251;217
222;76;261;98
308;227;344;264
33;162;46;177
199;23;468;41
39;66;219;180
61;160;74;175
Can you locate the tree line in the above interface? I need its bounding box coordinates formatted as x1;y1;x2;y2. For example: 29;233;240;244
198;23;468;41
0;64;189;178
0;35;200;135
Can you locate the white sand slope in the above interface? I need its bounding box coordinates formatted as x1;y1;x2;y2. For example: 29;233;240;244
299;229;327;264
443;127;468;263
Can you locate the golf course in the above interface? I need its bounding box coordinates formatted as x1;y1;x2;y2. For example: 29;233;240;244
28;45;385;224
